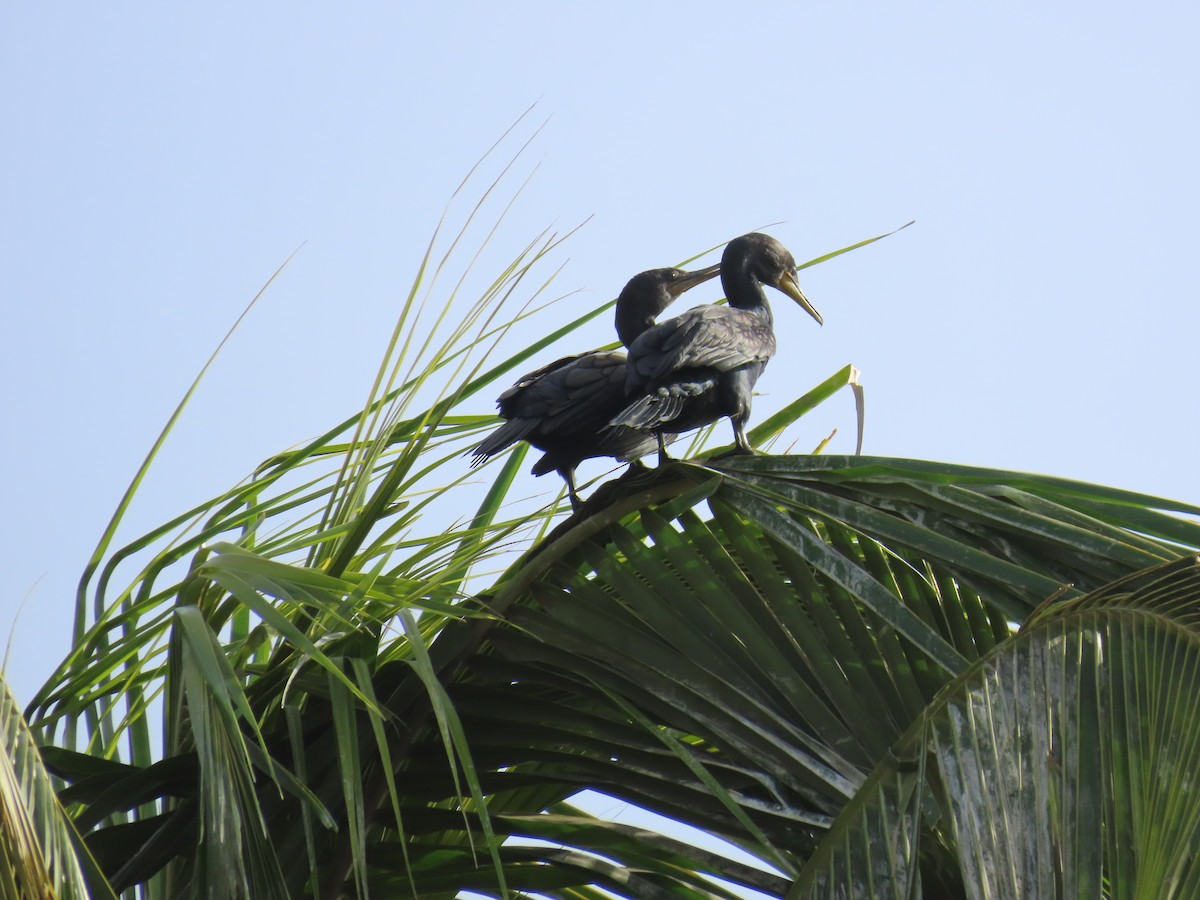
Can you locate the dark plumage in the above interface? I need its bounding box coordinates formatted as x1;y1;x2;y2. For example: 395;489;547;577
471;263;720;507
609;232;823;455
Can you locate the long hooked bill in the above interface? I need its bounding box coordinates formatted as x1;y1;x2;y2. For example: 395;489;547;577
776;269;823;325
667;262;722;297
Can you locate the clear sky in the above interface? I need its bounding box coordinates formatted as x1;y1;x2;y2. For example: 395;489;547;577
3;0;1197;769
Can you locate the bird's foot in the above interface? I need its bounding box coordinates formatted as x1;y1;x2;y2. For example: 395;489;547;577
654;431;675;467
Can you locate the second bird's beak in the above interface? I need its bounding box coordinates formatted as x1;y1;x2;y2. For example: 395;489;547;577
668;262;722;297
776;270;823;326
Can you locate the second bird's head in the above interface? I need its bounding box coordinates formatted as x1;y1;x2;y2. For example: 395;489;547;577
614;262;722;345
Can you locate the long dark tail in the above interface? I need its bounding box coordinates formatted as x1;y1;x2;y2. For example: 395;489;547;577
469;418;538;467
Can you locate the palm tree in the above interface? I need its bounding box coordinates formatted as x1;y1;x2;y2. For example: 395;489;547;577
6;129;1200;899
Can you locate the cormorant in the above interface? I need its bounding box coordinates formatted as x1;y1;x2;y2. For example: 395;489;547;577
471;263;720;508
609;232;822;455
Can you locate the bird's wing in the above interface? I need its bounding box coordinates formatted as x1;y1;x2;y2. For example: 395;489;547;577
625;306;776;391
496;350;627;436
496;353;588;410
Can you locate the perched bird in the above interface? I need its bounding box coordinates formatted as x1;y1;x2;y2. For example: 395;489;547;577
609;232;823;456
471;263;721;508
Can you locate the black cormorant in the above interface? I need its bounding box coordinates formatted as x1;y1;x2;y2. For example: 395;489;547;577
471;263;720;507
609;232;822;455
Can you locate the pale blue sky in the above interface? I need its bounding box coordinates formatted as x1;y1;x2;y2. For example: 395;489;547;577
3;0;1197;755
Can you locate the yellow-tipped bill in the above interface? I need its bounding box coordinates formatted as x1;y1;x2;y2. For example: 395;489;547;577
775;269;823;325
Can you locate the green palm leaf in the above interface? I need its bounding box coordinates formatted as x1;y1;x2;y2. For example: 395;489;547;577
451;456;1198;890
791;553;1200;898
0;671;116;900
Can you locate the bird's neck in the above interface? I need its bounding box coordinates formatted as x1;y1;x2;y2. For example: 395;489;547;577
724;271;772;317
615;308;655;347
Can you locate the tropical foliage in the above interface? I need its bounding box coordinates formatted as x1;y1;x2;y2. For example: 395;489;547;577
7;128;1200;899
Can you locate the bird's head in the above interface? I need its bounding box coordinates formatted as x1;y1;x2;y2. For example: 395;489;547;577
615;263;720;345
722;232;823;326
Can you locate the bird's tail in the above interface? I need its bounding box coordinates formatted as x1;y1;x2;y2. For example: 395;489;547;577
468;418;538;467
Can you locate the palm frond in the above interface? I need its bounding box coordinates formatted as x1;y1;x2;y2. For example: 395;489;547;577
451;454;1199;888
0;671;116;900
792;553;1200;898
